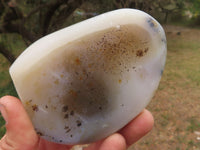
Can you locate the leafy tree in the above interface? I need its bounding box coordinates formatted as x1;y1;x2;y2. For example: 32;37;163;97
186;0;200;15
0;0;194;64
111;0;185;22
186;0;200;25
0;0;83;63
148;0;185;23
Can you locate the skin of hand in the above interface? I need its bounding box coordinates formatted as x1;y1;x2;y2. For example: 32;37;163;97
0;96;154;150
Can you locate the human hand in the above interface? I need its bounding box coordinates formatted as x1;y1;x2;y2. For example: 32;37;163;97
0;96;154;150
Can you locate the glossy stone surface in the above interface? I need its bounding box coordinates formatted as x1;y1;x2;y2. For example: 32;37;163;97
9;9;167;144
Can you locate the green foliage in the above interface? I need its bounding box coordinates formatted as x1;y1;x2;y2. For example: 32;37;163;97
0;82;18;98
187;117;200;132
159;0;184;10
0;116;6;138
0;0;200;64
187;0;200;15
0;33;25;55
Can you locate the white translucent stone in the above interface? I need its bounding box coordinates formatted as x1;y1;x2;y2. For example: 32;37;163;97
9;9;167;144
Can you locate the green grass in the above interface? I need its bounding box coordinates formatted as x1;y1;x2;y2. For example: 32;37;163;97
165;40;200;88
187;117;200;132
0;81;18;98
0;33;26;57
0;115;6;138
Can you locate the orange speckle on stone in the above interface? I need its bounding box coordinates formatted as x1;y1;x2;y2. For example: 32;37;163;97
54;79;59;85
69;90;77;97
87;82;93;87
151;20;158;27
118;79;122;83
60;74;64;78
25;101;30;106
136;49;144;57
75;58;81;65
140;73;144;79
88;63;93;68
32;104;38;112
144;47;149;53
25;100;32;106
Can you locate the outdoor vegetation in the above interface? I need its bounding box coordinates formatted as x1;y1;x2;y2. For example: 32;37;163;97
0;0;200;149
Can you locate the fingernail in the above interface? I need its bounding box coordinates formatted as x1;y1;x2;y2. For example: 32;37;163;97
0;99;8;125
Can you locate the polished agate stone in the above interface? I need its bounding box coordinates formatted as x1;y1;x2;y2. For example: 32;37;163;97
9;9;167;144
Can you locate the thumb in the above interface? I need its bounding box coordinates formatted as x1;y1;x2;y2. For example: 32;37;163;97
0;96;39;150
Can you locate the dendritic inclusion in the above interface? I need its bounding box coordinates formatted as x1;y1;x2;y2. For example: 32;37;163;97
10;9;167;144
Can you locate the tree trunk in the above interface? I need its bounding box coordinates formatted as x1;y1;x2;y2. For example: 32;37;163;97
164;11;169;23
4;23;37;43
42;0;70;35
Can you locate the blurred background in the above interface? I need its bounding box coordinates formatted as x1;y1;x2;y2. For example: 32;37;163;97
0;0;200;149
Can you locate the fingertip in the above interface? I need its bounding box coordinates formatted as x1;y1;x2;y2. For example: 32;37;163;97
0;95;38;148
85;133;126;150
141;109;154;132
0;96;23;126
0;96;21;109
0;96;20;124
119;109;154;146
0;95;32;127
100;133;126;150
